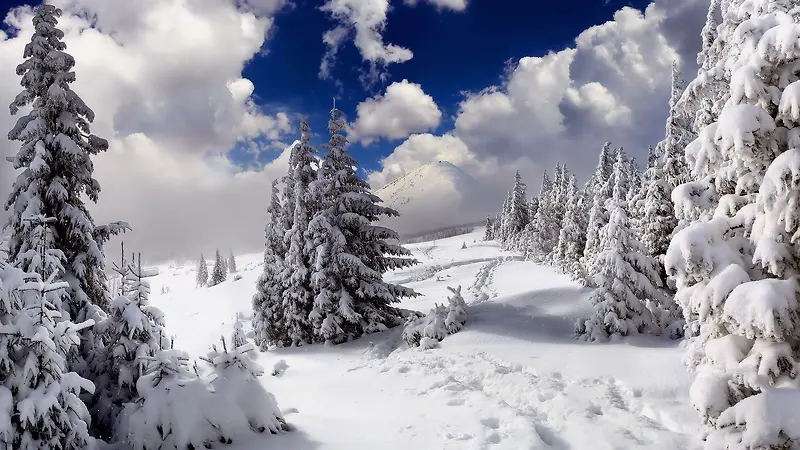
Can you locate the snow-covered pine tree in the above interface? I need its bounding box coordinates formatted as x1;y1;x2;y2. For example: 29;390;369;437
4;4;128;381
581;144;617;285
306;106;419;344
576;152;661;342
497;191;513;245
90;251;168;439
666;3;800;447
196;254;208;287
504;170;530;249
529;169;556;262
228;249;237;273
209;249;226;286
7;215;96;449
277;118;318;347
483;217;493;241
252;180;286;350
554;174;588;277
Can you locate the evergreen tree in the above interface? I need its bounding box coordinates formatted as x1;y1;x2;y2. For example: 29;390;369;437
666;2;800;447
228;249;237;273
4;4;128;379
529;170;556;261
252;180;286;350
209;249;226;286
504;170;530;248
581;143;616;283
90;251;168;439
576;155;661;342
196;254;208;287
483;217;493;241
2;215;95;449
554;174;588;278
277;119;318;346
306;106;419;343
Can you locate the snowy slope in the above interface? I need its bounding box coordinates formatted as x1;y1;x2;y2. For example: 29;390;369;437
148;229;701;450
374;161;493;237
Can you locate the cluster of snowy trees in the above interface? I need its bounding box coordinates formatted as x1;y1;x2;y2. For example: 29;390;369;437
0;5;285;448
487;132;687;342
489;0;800;447
197;249;237;287
252;110;419;349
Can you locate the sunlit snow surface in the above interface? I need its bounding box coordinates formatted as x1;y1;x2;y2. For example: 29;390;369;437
149;229;701;449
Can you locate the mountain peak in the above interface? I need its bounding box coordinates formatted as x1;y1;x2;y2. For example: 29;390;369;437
376;161;491;237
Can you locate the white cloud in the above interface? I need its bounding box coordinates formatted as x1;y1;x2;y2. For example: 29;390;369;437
319;0;412;81
318;0;467;83
0;0;293;263
351;80;442;144
368;0;707;234
403;0;467;12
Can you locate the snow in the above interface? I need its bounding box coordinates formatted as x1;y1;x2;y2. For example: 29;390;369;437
148;228;701;449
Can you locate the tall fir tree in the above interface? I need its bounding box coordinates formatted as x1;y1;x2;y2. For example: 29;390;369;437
2;215;95;449
277;119;318;346
554;174;588;278
252;180;287;350
529;169;557;261
209;249;226;286
581;144;616;284
504;170;530;249
227;249;237;273
576;152;661;342
306;106;419;343
196;254;208;287
666;2;800;447
483;217;493;241
4;4;128;377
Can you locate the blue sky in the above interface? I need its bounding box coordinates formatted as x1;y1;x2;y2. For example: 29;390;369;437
242;0;653;174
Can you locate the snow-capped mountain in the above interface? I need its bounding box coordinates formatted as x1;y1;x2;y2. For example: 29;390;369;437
375;161;492;238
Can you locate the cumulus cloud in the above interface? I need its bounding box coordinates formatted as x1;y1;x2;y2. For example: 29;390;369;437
0;0;293;263
368;0;707;235
351;80;442;144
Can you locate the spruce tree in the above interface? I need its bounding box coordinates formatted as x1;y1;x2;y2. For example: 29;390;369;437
196;254;208;287
554;174;588;278
529;170;556;262
666;2;800;447
4;4;126;311
278;119;318;346
4;4;128;379
90;251;168;439
576;154;661;342
252;180;286;350
483;217;493;241
306;106;419;343
581;144;617;285
4;215;95;449
228;249;237;273
209;249;226;286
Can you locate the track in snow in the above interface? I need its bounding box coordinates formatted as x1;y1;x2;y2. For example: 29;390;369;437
365;349;697;450
468;257;504;304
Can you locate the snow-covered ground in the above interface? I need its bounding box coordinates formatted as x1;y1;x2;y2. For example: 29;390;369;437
149;229;702;449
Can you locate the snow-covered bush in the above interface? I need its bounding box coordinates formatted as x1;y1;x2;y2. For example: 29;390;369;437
232;312;248;349
117;349;236;449
403;285;468;348
203;338;286;434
